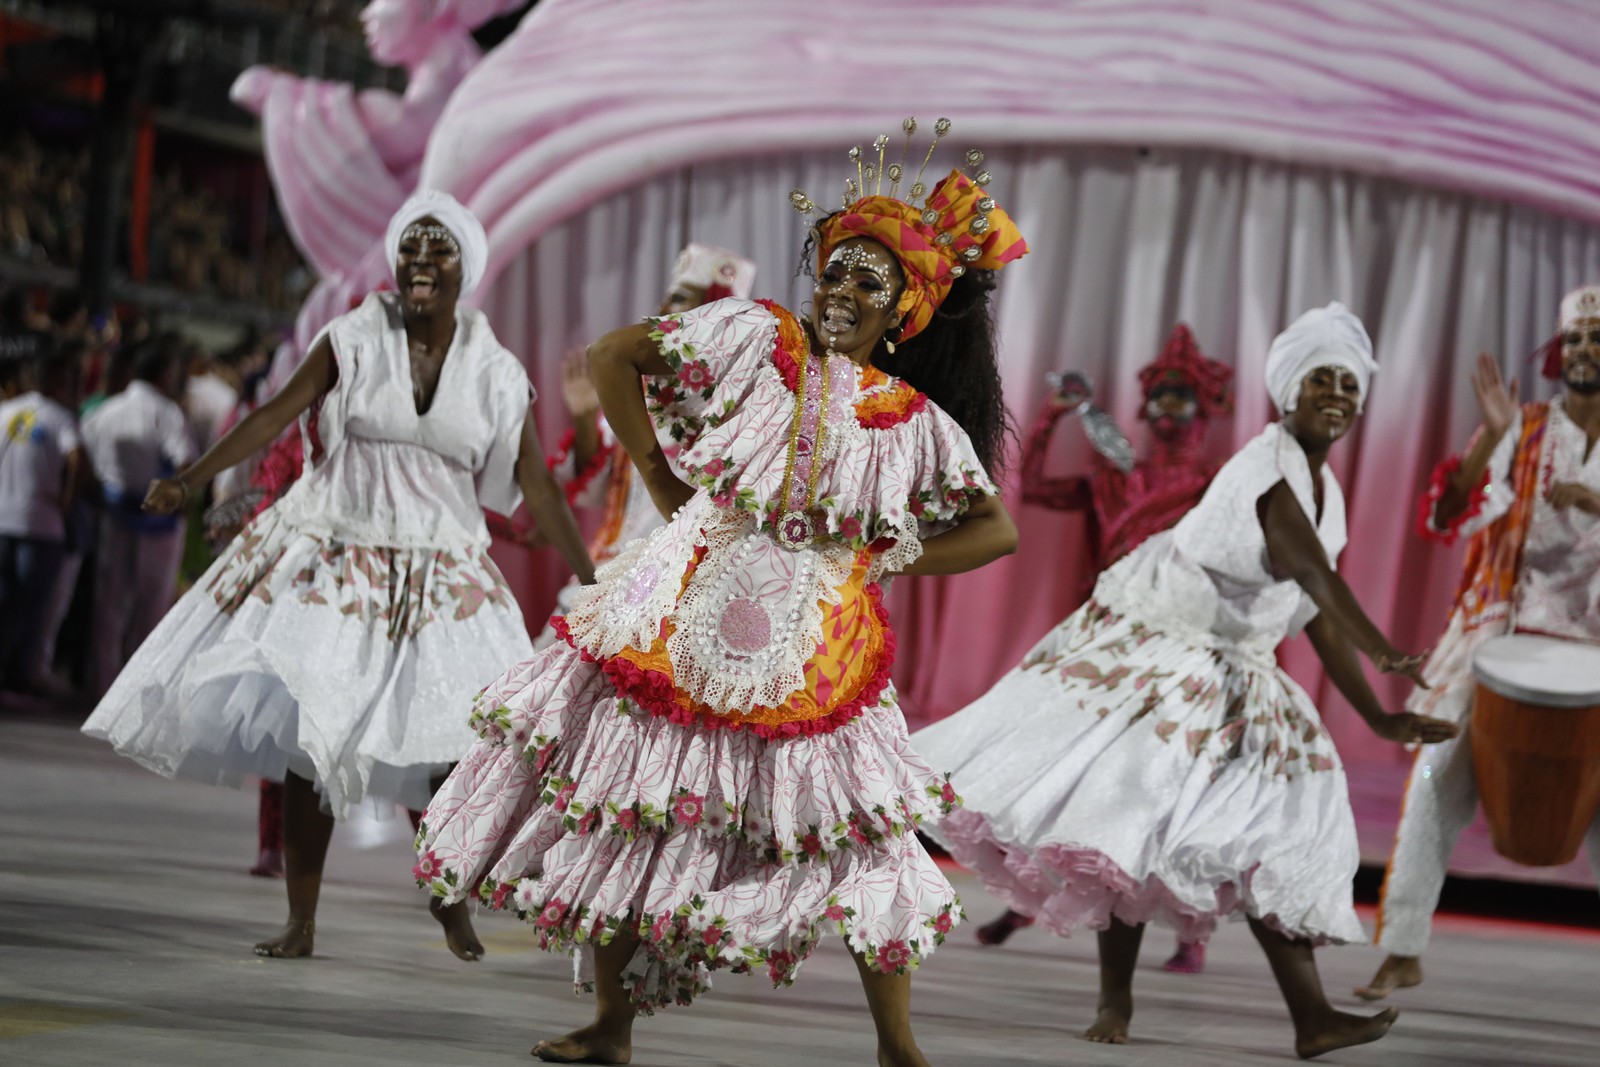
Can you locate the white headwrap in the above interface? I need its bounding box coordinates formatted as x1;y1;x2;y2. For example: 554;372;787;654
384;189;489;298
1559;283;1600;330
1264;302;1378;414
669;243;757;299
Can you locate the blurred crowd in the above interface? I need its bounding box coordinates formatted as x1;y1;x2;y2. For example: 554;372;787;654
0;283;277;706
0;128;310;312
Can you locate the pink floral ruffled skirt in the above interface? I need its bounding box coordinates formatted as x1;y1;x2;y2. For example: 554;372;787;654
912;599;1367;947
415;641;963;1012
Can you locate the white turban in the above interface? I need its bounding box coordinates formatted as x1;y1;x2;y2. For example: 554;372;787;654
669;243;757;299
384;189;489;298
1264;302;1378;414
1559;283;1600;330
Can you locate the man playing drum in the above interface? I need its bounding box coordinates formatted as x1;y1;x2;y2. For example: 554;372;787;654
1358;283;1600;1000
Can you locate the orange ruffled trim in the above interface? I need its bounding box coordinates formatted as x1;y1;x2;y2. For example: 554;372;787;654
551;574;896;740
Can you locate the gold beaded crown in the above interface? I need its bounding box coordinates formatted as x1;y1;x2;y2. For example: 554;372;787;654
788;118;1028;341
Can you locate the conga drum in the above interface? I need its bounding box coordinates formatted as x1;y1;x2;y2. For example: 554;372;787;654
1470;634;1600;867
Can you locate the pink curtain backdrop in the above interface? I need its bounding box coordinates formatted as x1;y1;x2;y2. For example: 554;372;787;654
389;0;1598;883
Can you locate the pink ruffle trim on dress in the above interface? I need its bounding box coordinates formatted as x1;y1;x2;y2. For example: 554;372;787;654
548;426;612;505
548;587;898;740
1415;453;1488;546
938;807;1347;947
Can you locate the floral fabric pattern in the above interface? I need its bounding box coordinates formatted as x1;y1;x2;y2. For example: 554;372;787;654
207;517;515;639
418;649;964;1012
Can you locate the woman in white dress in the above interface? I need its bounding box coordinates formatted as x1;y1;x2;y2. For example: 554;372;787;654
82;191;595;961
912;304;1459;1060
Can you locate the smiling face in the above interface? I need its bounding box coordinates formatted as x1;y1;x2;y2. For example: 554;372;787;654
395;216;463;316
1560;317;1600;395
813;238;905;358
1283;363;1362;449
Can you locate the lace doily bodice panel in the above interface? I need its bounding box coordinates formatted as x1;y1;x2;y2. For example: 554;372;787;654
274;293;532;548
644;298;997;555
1106;424;1346;649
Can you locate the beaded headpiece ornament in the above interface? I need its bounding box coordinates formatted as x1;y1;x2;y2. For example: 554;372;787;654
1137;323;1234;420
789;117;1028;342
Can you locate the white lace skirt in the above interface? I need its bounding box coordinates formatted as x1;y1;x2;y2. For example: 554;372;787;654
912;597;1366;946
81;508;533;817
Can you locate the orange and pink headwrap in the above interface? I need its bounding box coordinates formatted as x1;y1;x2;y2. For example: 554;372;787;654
816;170;1027;342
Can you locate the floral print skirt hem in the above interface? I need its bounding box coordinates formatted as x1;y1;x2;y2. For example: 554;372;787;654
416;642;964;1012
911;597;1368;948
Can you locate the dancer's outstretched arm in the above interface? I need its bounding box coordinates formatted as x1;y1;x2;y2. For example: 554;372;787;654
1303;614;1458;744
514;413;595;585
145;338;337;513
1259;480;1417;674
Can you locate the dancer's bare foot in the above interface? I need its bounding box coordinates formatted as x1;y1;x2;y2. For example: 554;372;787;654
876;1039;932;1067
1294;1007;1398;1059
1353;954;1422;1001
253;918;314;958
429;896;484;962
974;908;1034;946
249;846;284;878
1162;940;1206;974
531;1021;632;1063
1084;992;1133;1044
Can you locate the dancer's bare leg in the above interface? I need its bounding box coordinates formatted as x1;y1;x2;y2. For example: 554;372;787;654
1353;954;1423;1000
1248;918;1398;1059
1085;917;1142;1043
533;932;636;1063
254;771;334;958
852;949;931;1067
1162;938;1207;974
422;769;484;961
974;908;1034;946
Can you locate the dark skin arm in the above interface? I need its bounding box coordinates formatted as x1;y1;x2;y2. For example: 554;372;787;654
144;336;338;512
513;412;594;584
1259;481;1457;744
898;493;1018;575
587;322;692;520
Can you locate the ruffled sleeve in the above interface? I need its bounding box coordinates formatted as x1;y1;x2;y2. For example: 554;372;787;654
642;297;776;452
1416;409;1522;545
473;342;535;516
548;419;617;508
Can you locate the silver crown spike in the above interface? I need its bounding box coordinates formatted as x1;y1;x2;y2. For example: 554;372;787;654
789;189;817;216
913;118;952;201
887;162;904;199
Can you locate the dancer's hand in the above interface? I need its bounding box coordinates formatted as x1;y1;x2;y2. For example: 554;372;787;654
1471;352;1519;440
646;471;695;521
1373;647;1430;689
1549;481;1600;516
1369;712;1459;745
143;477;189;515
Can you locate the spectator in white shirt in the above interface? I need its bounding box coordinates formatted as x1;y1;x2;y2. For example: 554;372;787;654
0;347;83;693
82;336;196;694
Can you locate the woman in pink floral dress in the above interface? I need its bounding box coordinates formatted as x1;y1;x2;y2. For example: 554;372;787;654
415;135;1027;1066
912;303;1459;1060
82;192;594;962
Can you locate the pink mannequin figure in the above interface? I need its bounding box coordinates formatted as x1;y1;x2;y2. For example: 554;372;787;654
976;323;1233;977
231;0;525;389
